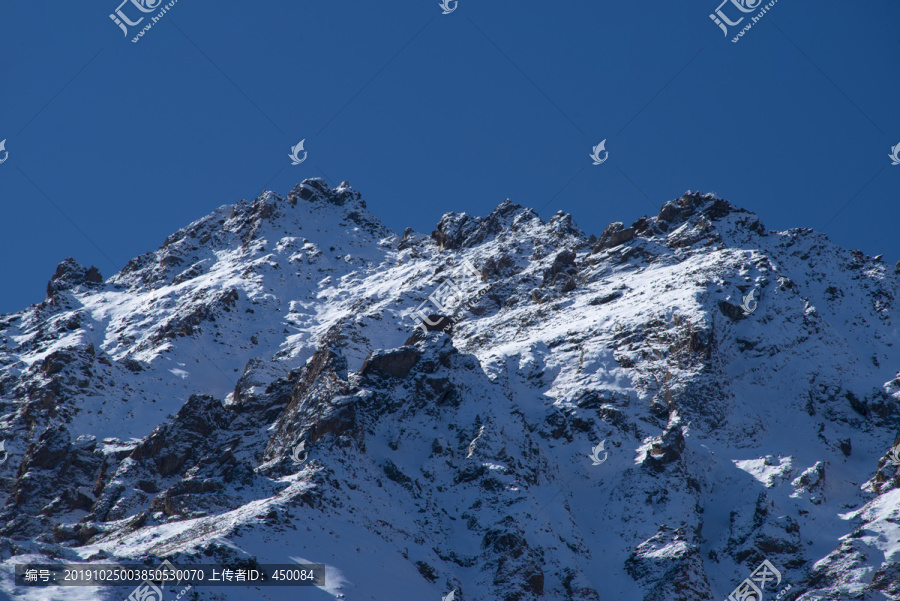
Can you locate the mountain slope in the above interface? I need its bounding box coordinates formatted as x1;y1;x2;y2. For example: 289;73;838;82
0;180;898;601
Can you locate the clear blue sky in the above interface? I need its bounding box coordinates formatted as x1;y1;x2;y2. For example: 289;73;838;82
1;0;898;314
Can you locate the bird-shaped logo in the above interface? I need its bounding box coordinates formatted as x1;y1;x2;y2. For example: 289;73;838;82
442;589;456;601
291;441;308;465
740;289;758;315
589;140;608;165
289;139;307;165
888;442;900;467
0;140;8;165
0;441;8;465
890;143;900;166
589;440;608;466
439;0;457;14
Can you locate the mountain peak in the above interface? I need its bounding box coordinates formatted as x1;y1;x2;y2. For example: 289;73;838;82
0;183;898;601
45;258;103;305
287;177;366;209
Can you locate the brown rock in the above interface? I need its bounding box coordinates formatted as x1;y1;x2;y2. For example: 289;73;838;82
592;222;635;252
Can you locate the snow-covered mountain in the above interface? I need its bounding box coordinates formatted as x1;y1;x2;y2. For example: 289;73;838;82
0;178;898;601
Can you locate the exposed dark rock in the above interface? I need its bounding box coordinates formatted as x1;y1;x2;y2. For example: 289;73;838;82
420;314;453;334
232;358;268;405
845;391;868;416
0;426;103;538
625;526;712;601
631;216;653;234
129;394;229;477
45;258;103;303
659;202;680;222
121;356;144;372
40;351;70;377
360;347;421;379
293;178;330;201
431;200;526;250
718;300;746;322
542;249;579;290
590;291;623;305
592;222;635;252
481;254;515;280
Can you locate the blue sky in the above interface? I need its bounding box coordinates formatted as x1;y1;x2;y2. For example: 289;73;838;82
1;0;898;313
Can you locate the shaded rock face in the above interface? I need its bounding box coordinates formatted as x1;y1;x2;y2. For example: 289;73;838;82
432;200;535;250
76;392;260;523
293;178;331;202
421;314;453;333
232;357;271;405
360;347;420;379
129;394;230;477
718;300;747;321
481;254;516;280
1;181;899;601
45;258;102;303
588;192;758;256
542;249;578;291
625;526;711;601
659;193;734;224
0;425;101;539
593;222;635;252
263;334;358;464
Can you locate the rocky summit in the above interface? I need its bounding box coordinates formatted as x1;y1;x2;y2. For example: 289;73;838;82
0;179;898;601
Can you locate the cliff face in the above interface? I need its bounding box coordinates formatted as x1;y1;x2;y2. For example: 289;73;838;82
0;180;898;601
